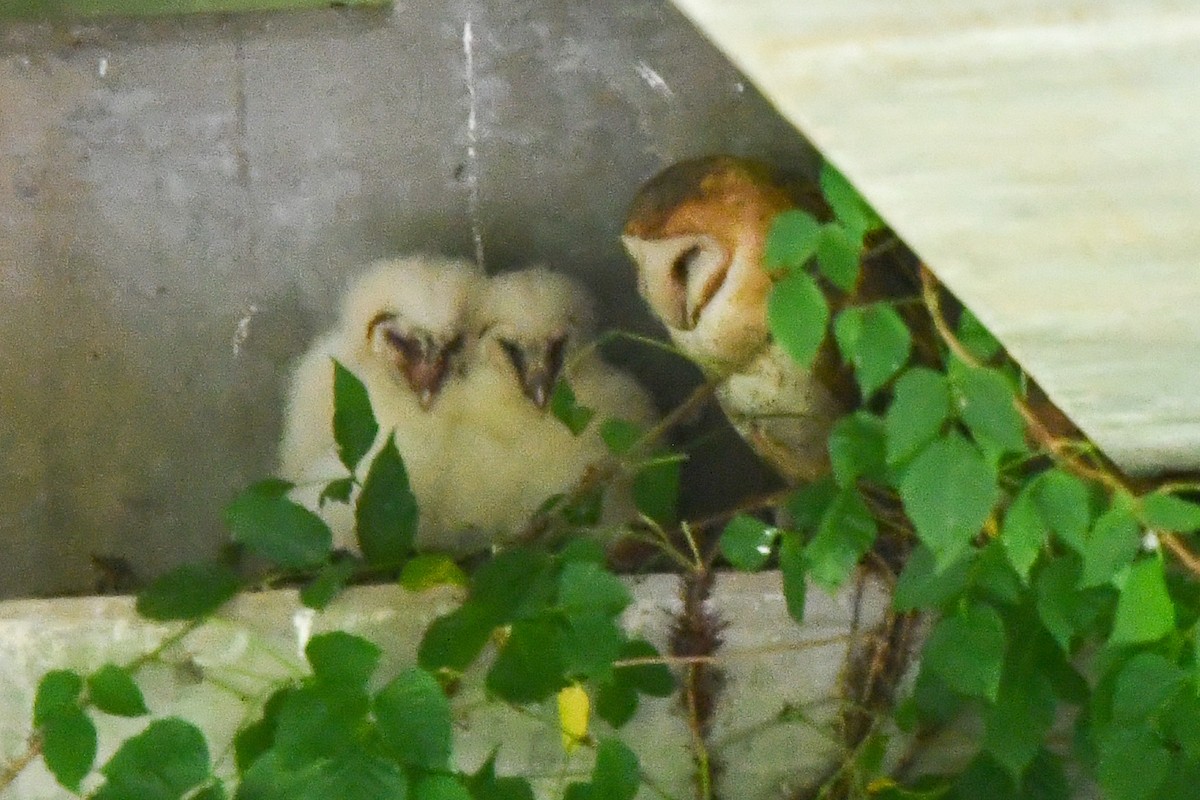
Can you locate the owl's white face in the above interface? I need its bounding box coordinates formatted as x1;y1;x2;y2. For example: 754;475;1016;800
622;231;769;376
622;156;796;377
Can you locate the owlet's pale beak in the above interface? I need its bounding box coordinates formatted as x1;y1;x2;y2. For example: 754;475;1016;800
501;336;567;411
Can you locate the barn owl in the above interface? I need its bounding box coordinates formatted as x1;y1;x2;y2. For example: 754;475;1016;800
436;266;659;549
278;255;483;552
621;155;850;484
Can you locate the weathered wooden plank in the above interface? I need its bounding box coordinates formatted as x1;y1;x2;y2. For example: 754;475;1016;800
668;0;1200;474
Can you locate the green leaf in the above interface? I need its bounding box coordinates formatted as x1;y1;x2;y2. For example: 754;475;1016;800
597;640;674;727
591;738;640;800
1032;469;1092;552
486;618;567;703
551;380;596;436
562;611;626;683
418;602;496;673
34;669;83;726
1111;557;1176;645
401;553;468;591
1081;505;1141;588
94;718;211;800
764;209;823;270
42;708;96;792
784;477;839;531
193;786;227;800
225;480;332;569
923;603;1006;701
332;361;379;473
414;775;472;800
805;488;877;590
613;640;674;697
885;368;951;466
983;663;1055;779
468;755;535;800
470;548;555;625
598;418;643;455
893;545;972;612
374;668;452;771
948;362;1026;455
559;562;632;617
633;457;681;526
834;304;912;398
971;540;1023;605
1097;727;1170;800
815;223;861;291
767;272;829;368
299;555;357;611
292;752;409;800
234;687;291;772
899;432;997;568
1140;491;1200;533
272;687;364;767
999;482;1048;582
819;163;881;238
827;411;887;488
1035;555;1096;651
560;537;608;565
355;434;419;565
595;683;638;729
957;309;1002;362
306;632;381;692
1020;748;1072;800
718;514;779;571
319;477;355;507
88;665;149;717
135;561;241;621
1111;652;1187;725
779;531;808;623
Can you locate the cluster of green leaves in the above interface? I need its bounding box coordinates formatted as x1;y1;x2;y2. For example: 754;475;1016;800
729;162;1200;800
33;665;151;795
418;542;673;722
27;360;675;799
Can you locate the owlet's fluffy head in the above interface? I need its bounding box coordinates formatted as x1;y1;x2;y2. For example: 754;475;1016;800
473;266;597;409
340;255;483;408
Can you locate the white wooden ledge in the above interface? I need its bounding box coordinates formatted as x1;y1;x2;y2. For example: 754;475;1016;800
668;0;1200;475
0;573;920;800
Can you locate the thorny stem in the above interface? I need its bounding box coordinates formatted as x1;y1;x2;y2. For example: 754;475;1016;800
919;264;1200;579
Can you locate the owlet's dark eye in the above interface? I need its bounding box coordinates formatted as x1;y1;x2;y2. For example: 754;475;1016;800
546;336;567;382
499;338;526;376
386;330;422;361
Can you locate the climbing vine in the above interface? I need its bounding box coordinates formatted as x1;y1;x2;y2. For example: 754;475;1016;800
5;162;1199;800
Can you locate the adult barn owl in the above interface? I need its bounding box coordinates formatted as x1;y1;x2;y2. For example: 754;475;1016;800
439;266;659;547
622;155;849;484
278;255;482;551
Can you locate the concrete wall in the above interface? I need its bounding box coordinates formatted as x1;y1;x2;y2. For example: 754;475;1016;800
0;1;818;599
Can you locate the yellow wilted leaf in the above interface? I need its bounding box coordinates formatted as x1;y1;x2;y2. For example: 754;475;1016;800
557;683;590;754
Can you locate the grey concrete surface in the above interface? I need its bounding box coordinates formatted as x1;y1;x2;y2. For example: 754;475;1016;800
0;2;818;598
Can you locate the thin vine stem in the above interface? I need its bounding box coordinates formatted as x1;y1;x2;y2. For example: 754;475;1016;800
919;264;1200;579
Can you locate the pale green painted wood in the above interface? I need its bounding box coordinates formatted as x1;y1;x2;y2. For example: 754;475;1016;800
668;0;1200;475
0;0;387;20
